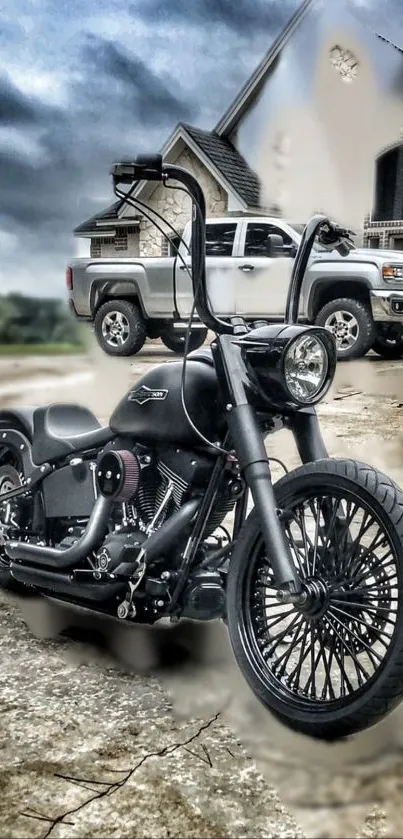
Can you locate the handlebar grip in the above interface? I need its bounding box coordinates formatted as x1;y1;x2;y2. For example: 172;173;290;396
111;154;163;184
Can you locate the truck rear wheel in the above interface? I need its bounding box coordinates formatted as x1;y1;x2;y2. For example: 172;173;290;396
160;324;208;355
372;324;403;359
315;297;375;360
94;300;147;357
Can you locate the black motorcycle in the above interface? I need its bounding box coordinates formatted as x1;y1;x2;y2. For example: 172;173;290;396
1;155;403;741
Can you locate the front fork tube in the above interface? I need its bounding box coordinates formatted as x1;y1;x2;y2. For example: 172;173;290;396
214;334;339;600
214;334;303;598
288;409;329;462
226;402;302;596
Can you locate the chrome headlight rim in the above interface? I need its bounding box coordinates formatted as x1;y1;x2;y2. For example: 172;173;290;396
281;328;336;407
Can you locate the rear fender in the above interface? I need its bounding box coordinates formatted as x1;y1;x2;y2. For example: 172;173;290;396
0;422;37;477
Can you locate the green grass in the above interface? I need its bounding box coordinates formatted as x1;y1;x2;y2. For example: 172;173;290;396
0;343;86;356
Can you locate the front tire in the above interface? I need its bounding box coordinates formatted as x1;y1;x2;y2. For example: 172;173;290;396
227;459;403;740
160;324;208;355
315;298;375;360
94;300;147;357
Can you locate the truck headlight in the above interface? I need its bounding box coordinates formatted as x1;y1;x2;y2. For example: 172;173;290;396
383;264;403;281
284;333;329;403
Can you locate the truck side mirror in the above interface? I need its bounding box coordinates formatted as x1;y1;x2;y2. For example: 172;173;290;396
266;233;286;257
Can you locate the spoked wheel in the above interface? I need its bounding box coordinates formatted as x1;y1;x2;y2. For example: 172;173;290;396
227;459;403;740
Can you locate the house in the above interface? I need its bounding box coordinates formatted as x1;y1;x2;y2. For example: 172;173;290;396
74;0;403;257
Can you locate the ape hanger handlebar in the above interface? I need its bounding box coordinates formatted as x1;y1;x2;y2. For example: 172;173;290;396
111;155;355;335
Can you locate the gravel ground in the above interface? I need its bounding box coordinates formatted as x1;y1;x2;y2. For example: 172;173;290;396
2;338;403;838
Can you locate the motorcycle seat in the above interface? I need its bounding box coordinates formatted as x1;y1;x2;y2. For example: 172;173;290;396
31;403;115;465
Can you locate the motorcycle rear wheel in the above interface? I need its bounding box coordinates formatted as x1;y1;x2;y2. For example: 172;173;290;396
226;458;403;740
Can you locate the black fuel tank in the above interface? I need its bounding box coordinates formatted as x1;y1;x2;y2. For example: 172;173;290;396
109;357;224;447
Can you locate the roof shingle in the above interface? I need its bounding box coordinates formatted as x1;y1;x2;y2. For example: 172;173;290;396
181;123;261;207
73;199;125;234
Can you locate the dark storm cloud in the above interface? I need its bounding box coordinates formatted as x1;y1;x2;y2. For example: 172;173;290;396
82;36;197;124
0;0;290;296
132;0;297;34
0;76;42;125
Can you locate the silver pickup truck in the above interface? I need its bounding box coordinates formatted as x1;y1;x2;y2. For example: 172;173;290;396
67;215;403;360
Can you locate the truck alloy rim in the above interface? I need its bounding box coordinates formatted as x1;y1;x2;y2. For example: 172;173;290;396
324;310;359;351
102;311;130;347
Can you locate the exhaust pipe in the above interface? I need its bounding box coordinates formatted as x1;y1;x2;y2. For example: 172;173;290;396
6;495;113;569
10;563;124;601
8;496;201;588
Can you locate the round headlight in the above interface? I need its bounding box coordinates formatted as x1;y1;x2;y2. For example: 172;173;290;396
284;333;329;403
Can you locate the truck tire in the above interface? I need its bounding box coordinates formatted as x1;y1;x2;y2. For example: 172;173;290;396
315;297;375;360
160;325;208;355
94;300;147;357
372;324;403;359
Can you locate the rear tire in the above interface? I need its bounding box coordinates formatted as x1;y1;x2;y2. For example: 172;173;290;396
0;462;23;591
94;300;147;357
315;297;375;360
160;324;208;355
227;458;403;740
372;324;403;359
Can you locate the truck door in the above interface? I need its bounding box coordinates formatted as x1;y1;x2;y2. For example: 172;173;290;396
175;221;240;318
234;220;296;317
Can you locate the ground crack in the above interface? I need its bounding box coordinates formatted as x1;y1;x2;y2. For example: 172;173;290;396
19;712;221;837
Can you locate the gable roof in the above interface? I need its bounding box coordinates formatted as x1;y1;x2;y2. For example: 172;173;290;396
179;123;261;206
214;0;403;138
215;0;315;136
74;199;124;235
375;32;403;56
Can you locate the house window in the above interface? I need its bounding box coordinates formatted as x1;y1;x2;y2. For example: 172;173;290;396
114;231;128;251
91;240;101;258
368;236;380;249
391;236;403;250
205;222;237;256
244;222;294;256
373;145;402;222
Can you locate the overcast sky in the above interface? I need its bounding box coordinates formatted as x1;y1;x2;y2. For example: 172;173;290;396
0;0;402;298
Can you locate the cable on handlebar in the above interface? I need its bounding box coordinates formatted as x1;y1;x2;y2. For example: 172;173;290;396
113;175;231;455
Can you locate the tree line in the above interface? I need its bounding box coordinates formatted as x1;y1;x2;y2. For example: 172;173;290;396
0;294;82;345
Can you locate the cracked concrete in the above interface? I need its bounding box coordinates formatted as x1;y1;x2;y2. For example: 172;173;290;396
2;340;403;837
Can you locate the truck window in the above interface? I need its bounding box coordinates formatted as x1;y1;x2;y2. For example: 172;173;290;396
206;223;237;256
245;222;293;256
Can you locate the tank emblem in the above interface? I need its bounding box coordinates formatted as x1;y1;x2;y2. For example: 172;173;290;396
127;385;168;405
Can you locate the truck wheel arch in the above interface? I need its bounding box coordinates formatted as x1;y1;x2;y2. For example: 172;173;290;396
90;279;147;319
308;278;372;322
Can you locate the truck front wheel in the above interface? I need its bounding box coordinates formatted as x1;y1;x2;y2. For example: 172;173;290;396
94;300;147;357
315;297;375;360
160;324;208;355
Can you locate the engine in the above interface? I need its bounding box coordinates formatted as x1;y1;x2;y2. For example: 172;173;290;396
93;443;243;621
96;443;240;538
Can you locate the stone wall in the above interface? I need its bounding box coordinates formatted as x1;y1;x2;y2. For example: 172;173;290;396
139;148;228;257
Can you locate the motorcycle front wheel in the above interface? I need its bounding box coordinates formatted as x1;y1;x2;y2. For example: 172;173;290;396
226;458;403;741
